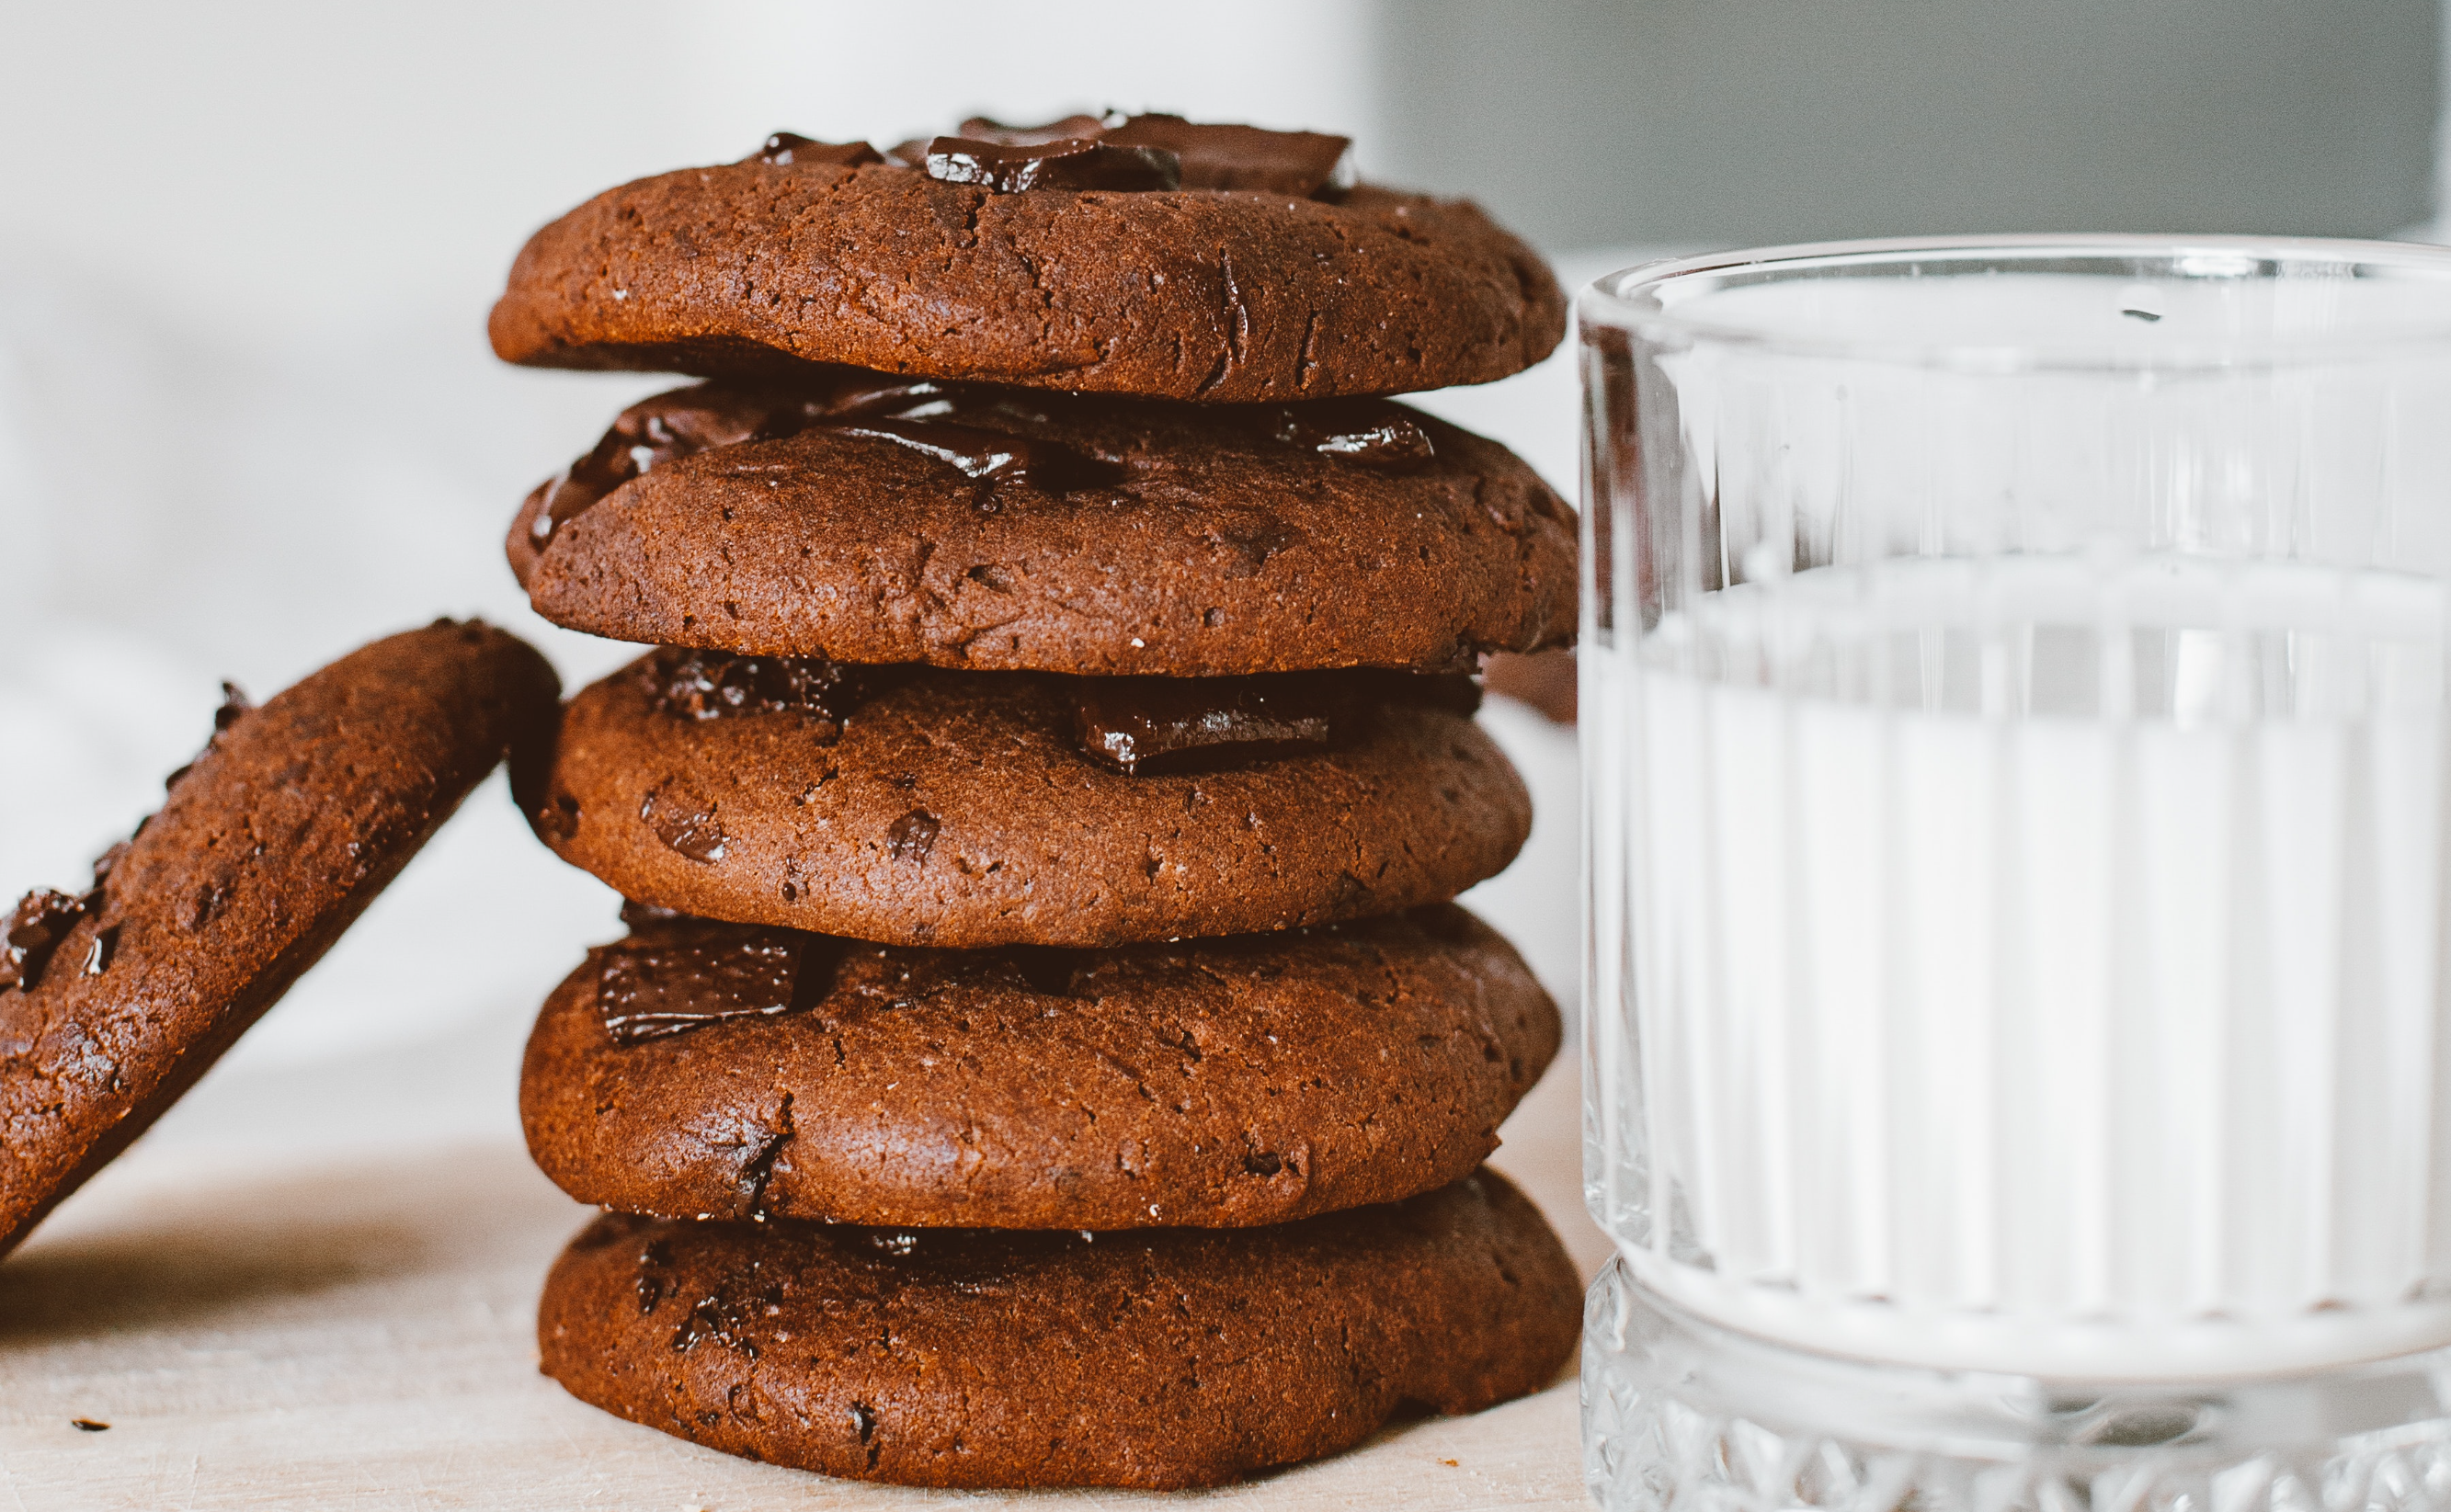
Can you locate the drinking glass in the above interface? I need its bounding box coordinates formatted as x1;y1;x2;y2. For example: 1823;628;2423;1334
1579;236;2451;1511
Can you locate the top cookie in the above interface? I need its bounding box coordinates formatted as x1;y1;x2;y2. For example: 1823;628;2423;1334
488;114;1566;401
0;621;559;1255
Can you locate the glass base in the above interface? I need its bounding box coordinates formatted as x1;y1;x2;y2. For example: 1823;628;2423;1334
1583;1255;2451;1512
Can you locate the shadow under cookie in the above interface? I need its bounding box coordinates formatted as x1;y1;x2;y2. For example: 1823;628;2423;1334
520;905;1560;1229
537;1170;1581;1490
526;654;1532;947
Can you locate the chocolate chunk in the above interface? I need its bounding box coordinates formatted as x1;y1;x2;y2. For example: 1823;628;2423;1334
885;811;939;864
653;649;866;733
598;928;820;1044
1276;404;1438;472
832;418;1117;491
519;377;1117;576
1072;670;1481;776
752;132;884;168
211;681;254;732
922;136;1180;194
956;113;1119;147
80;926;117;978
0;891;85;994
1101;115;1352;197
642;780;727;865
1072;677;1334;776
538;792;581;845
524;391;776;561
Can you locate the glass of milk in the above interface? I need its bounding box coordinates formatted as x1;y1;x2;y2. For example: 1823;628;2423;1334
1579;236;2451;1512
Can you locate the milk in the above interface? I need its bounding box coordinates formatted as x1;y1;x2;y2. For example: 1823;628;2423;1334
1587;551;2451;1380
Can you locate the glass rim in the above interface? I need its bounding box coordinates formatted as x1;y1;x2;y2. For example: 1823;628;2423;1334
1579;233;2451;371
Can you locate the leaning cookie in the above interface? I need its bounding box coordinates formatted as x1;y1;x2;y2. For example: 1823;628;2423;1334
524;652;1530;948
521;904;1559;1229
488;116;1565;401
510;376;1576;676
0;621;559;1255
538;1170;1580;1489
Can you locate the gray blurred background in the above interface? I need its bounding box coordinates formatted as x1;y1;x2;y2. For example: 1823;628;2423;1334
1379;0;2443;247
0;0;2445;1097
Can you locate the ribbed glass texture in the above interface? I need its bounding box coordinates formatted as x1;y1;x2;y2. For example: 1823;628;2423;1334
1581;238;2451;1382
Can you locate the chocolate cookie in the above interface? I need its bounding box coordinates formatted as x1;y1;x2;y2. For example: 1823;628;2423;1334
526;653;1530;947
510;376;1576;676
521;904;1557;1229
0;621;558;1254
538;1170;1580;1489
488;119;1565;401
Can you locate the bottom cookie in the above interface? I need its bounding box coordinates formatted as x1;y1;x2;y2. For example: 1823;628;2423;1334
538;1170;1580;1489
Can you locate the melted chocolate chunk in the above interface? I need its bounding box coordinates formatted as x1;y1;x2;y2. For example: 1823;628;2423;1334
956;112;1120;147
1276;403;1439;472
833;417;1116;490
885;811;939;864
652;648;868;733
923;135;1180;194
1101;115;1353;197
641;779;727;865
519;377;1119;575
598;927;824;1045
0;890;86;994
1072;677;1334;776
212;681;254;732
1073;671;1480;776
751;131;884;167
523;390;784;563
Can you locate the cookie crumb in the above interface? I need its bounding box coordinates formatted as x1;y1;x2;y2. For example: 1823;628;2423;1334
72;1418;108;1432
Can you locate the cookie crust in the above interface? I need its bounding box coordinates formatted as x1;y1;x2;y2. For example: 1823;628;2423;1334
514;383;1575;676
528;657;1531;947
520;905;1559;1229
537;1170;1580;1488
0;622;558;1254
488;162;1565;401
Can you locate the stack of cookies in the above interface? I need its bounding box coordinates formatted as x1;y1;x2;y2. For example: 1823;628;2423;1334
491;113;1583;1490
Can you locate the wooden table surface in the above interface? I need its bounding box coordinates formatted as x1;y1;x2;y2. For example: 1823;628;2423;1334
0;1040;1605;1511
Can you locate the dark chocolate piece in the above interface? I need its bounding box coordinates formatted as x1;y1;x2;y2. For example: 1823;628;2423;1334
885;811;939;864
1101;115;1352;197
518;378;1117;575
922;136;1180;194
641;780;727;865
652;649;865;733
597;928;821;1044
956;113;1120;147
1074;670;1481;776
752;132;884;168
1072;677;1333;776
0;891;86;994
1276;403;1438;471
523;390;777;561
831;417;1116;491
